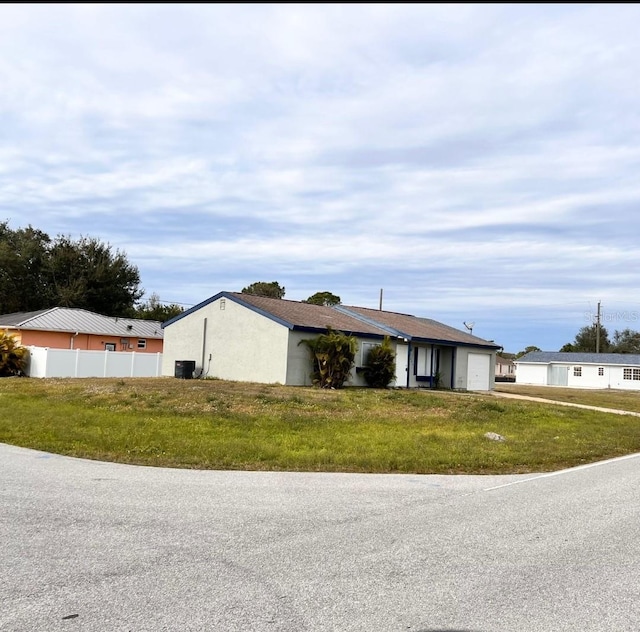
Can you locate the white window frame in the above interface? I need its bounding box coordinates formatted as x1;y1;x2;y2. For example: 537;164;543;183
361;341;378;367
624;367;640;380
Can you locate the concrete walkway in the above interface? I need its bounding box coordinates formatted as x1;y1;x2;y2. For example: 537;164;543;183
492;390;640;417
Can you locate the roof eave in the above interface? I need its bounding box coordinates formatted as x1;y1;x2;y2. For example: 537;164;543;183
162;292;296;330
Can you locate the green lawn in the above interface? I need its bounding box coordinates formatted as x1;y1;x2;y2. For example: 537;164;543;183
1;377;639;474
495;383;640;412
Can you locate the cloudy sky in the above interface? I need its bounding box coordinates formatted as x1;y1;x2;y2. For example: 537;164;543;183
2;4;639;353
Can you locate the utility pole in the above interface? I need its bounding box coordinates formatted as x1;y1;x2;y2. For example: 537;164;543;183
379;288;383;311
596;301;601;353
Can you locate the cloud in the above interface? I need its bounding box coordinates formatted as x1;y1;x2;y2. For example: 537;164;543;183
2;4;640;351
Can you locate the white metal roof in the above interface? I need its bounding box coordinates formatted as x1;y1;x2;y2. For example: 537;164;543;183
0;307;163;339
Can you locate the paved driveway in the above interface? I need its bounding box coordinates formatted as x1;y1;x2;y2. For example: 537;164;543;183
1;443;639;632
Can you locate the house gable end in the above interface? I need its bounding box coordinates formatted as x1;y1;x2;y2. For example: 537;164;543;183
162;291;295;331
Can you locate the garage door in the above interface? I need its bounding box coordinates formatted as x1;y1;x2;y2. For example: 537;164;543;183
467;353;491;391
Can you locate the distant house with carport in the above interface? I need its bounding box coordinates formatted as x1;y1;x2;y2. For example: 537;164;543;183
161;291;501;390
515;351;640;390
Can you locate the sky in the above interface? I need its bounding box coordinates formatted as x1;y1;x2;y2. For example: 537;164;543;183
2;4;640;353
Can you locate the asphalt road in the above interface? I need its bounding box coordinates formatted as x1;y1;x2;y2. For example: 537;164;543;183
1;443;639;632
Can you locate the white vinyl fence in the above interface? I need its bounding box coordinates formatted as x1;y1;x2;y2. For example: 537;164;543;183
26;346;163;378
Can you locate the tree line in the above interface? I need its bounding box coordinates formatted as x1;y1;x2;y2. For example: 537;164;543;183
1;224;341;321
559;324;640;354
0;221;183;321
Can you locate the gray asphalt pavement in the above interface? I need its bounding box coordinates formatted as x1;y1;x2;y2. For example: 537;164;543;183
1;443;639;632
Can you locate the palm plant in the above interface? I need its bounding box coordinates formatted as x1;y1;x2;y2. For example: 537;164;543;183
0;331;28;377
299;327;358;388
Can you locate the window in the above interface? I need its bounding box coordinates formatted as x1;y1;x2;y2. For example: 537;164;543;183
361;341;377;366
105;343;116;351
138;339;146;349
573;366;582;377
623;368;640;380
598;367;604;376
413;347;432;377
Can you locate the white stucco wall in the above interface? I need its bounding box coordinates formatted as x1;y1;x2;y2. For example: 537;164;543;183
552;362;640;390
162;296;290;384
566;363;604;388
286;330;316;386
606;366;640;390
515;363;548;385
516;361;640;390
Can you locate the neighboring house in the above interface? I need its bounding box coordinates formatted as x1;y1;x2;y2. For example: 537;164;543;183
495;355;516;382
0;307;164;353
515;351;640;390
161;292;500;390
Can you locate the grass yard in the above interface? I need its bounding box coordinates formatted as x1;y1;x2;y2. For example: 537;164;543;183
1;377;639;474
495;383;640;413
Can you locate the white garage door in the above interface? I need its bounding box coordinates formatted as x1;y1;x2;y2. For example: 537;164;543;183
467;353;491;391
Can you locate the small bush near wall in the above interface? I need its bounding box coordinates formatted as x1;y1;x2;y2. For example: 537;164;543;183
363;337;396;388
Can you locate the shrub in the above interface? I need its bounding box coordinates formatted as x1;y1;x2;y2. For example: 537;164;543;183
363;336;396;388
299;327;358;389
0;332;28;377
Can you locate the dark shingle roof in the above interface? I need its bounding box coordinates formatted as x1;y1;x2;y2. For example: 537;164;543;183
339;305;499;348
516;351;640;366
228;293;391;337
165;291;500;348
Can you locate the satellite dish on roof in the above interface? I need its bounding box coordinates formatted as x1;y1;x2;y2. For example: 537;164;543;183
463;321;475;334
